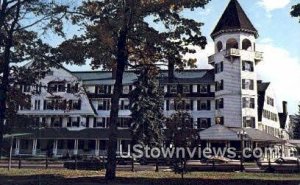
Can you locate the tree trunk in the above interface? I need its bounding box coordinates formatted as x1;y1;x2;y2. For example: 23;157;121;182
0;42;12;159
105;27;128;180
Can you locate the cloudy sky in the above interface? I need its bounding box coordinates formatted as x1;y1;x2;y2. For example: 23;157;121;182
61;0;300;114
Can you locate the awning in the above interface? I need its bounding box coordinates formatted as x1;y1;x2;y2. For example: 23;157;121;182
200;125;282;143
199;125;240;141
8;128;131;140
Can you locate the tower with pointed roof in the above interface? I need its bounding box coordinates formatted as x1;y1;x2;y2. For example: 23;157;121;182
209;0;263;128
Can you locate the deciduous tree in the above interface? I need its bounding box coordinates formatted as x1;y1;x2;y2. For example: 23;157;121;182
59;0;210;179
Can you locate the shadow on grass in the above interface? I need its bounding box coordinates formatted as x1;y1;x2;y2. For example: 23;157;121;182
0;175;300;185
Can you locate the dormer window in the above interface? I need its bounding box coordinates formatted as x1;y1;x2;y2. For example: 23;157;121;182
48;82;65;93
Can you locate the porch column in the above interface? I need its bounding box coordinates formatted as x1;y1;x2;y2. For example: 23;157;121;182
32;139;37;155
53;140;58;157
15;139;20;155
95;140;100;156
74;140;78;155
117;140;121;153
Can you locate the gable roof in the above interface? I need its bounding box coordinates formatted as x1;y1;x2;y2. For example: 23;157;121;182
211;0;258;39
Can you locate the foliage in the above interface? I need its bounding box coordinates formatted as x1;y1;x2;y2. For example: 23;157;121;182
0;0;69;157
130;65;165;148
59;0;210;179
291;4;300;22
166;110;199;149
292;105;300;139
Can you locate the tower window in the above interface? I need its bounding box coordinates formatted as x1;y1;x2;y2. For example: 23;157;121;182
242;61;254;72
242;39;252;51
215;98;224;110
226;38;239;50
243;117;255;128
214;62;224;74
216;41;223;52
242;79;254;90
215;117;224;125
243;97;255;109
215;80;224;91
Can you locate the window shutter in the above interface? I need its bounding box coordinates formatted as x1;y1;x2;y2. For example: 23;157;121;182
214;64;217;73
190;100;194;111
78;100;81;110
197;100;201;111
67;84;71;93
77;117;80;127
242;79;246;89
250;80;254;90
215;100;218;110
190;85;193;93
207;85;211;93
43;100;47;110
86;117;90;128
208;118;211;127
93;118;97;128
207;100;211;110
166;100;170;111
68;117;71;127
221;62;224;72
197;85;200;93
74;83;79;93
221;80;224;90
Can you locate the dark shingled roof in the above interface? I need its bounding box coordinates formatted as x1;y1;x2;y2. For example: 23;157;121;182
278;113;288;129
211;0;258;39
257;82;270;122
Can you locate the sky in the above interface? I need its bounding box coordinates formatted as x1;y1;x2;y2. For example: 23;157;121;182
58;0;300;114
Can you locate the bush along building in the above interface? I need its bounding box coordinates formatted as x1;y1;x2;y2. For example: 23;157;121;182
12;0;294;158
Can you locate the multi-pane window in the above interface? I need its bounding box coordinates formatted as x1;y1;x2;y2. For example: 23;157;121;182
182;85;190;94
242;61;254;72
243;117;255;128
44;99;66;110
267;97;274;106
22;85;31;93
197;118;211;129
97;85;111;94
117;118;131;128
48;82;65;93
176;99;193;111
51;117;63;128
169;85;177;94
263;110;278;122
67;117;80;127
215;62;224;74
215;98;224;110
215;80;224;91
196;85;210;94
215;117;224;125
242;97;255;109
120;99;130;110
197;100;211;110
68;100;81;110
242;79;254;90
34;100;41;110
97;99;111;110
94;117;107;128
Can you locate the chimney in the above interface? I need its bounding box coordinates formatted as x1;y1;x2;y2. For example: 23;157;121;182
282;101;288;115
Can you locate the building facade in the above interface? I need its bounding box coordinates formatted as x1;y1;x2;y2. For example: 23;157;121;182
12;0;291;158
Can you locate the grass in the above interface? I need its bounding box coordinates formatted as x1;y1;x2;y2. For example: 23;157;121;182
0;169;300;184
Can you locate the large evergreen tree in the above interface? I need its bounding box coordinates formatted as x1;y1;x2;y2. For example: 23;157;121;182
292;105;300;139
59;0;210;179
130;65;164;149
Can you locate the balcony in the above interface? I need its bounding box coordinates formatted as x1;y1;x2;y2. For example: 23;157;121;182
225;48;241;58
255;51;263;62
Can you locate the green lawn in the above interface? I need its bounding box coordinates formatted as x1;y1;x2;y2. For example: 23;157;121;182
0;169;300;185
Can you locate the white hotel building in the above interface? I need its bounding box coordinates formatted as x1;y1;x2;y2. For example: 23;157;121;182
12;0;293;157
